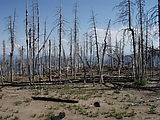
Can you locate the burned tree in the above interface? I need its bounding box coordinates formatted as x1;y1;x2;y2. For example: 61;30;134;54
90;11;101;74
26;0;32;84
100;20;111;83
73;3;79;79
8;10;16;83
115;0;138;79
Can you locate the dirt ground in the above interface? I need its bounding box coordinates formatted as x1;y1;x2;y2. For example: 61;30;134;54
0;83;160;120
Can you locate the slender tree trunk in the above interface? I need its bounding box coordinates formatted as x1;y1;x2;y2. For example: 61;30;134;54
158;0;160;80
69;29;73;76
49;40;52;81
32;3;35;82
73;4;78;79
139;0;144;79
91;11;101;74
100;20;111;83
26;0;32;84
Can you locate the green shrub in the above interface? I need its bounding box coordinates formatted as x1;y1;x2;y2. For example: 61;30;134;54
14;101;22;106
134;79;148;86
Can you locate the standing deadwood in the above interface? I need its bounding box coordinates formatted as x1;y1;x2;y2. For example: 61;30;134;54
55;2;66;79
73;3;79;79
19;46;24;75
53;40;57;69
115;0;138;79
151;41;154;77
69;29;73;76
108;30;113;68
0;66;4;85
36;0;40;78
49;40;52;81
32;2;36;82
26;0;32;84
100;20;111;83
158;0;160;80
137;0;145;79
83;34;86;59
3;40;6;65
145;13;149;72
58;6;62;78
89;35;93;66
2;40;6;76
91;11;101;74
85;33;89;59
8;10;16;83
62;46;67;77
42;20;47;77
29;28;33;81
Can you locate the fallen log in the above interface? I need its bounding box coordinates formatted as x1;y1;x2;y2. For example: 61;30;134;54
128;97;160;106
32;96;78;103
108;82;160;92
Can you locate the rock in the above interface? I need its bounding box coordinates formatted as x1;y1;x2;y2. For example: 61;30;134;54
94;102;100;107
50;112;65;120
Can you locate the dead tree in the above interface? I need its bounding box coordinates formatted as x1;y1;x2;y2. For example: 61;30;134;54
90;11;101;74
73;3;79;79
69;29;73;76
49;40;52;81
36;0;40;78
32;2;36;81
137;0;145;79
19;46;24;75
56;3;66;79
158;0;160;80
8;10;16;83
3;40;6;66
85;33;89;59
25;0;32;84
100;20;111;83
2;40;6;77
42;21;46;77
115;0;138;79
89;35;93;66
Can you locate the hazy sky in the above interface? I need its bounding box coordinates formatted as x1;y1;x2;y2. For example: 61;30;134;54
0;0;158;55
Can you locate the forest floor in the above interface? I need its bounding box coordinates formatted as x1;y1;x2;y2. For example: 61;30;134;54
0;83;160;120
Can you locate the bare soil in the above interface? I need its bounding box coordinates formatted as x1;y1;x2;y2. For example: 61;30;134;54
0;83;160;120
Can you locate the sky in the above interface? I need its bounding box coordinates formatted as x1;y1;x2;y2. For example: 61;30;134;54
0;0;158;56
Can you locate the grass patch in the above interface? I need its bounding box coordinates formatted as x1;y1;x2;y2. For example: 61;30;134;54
31;114;36;118
148;105;158;114
11;116;21;120
105;109;136;119
134;79;148;86
14;101;22;106
45;111;55;118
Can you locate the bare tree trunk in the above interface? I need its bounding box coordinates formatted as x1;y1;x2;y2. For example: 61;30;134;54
91;11;101;74
2;40;6;77
58;6;63;79
49;40;52;81
89;35;93;66
26;0;32;84
100;20;111;83
32;3;36;82
69;29;73;76
19;46;24;75
139;0;145;79
145;14;149;74
9;10;16;83
42;21;46;77
158;0;160;80
36;1;40;79
73;3;78;79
